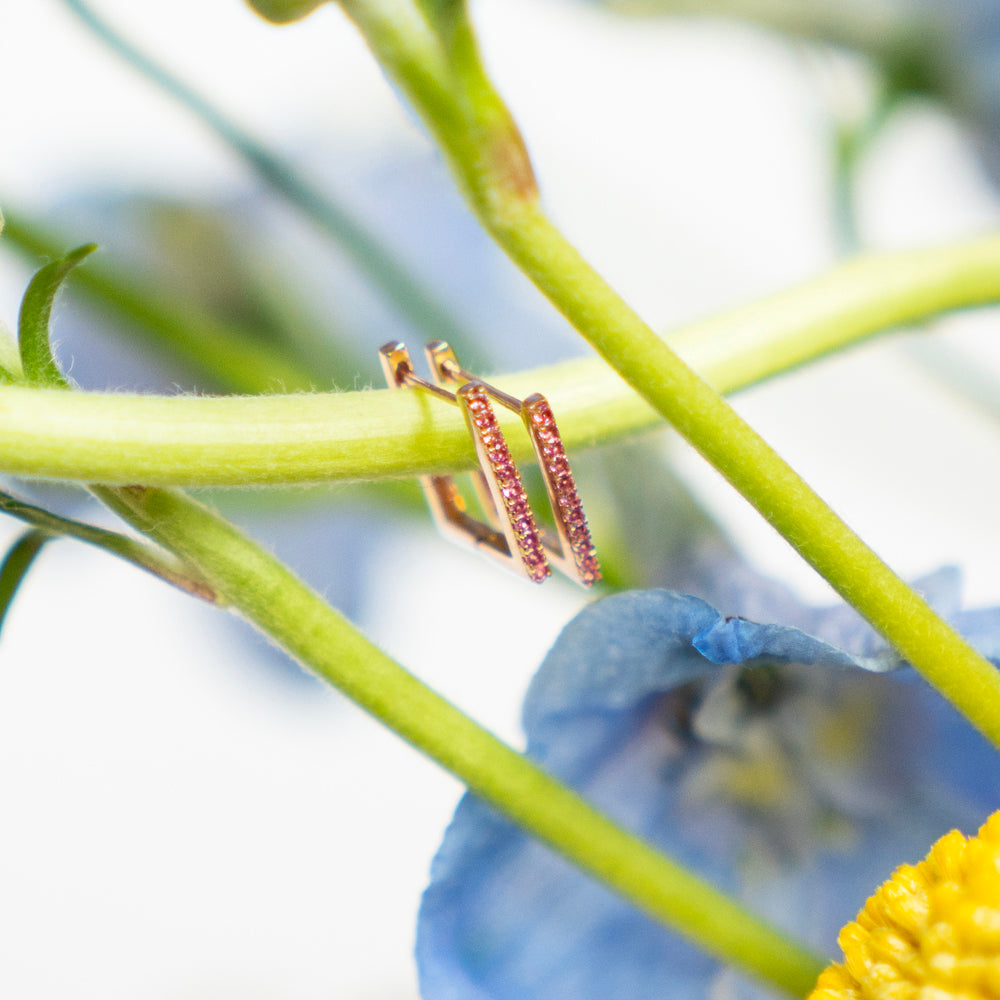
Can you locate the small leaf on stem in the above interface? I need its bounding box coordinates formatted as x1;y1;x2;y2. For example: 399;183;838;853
0;529;50;639
18;243;97;389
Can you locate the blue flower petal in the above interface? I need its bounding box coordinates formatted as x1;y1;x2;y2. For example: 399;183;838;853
691;615;893;671
417;581;1000;1000
523;591;721;764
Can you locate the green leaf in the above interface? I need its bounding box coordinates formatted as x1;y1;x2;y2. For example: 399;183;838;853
17;243;97;389
0;529;50;639
243;0;327;23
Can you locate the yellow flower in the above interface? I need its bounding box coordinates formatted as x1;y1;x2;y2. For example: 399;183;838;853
810;811;1000;1000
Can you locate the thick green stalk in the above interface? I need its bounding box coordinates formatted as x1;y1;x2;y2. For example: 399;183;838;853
336;5;1000;749
0;233;999;484
105;483;825;996
492;203;1000;749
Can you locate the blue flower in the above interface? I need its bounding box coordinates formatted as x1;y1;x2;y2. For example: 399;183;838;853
416;568;1000;1000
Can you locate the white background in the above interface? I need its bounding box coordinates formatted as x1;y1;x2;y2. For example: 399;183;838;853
2;0;1000;996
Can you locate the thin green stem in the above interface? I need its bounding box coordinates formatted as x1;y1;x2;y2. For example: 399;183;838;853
57;0;475;356
104;482;825;996
0;233;998;483
828;76;902;256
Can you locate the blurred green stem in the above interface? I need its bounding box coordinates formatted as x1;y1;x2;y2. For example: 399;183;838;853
1;213;321;394
0;530;51;635
0;232;998;484
58;0;476;357
102;482;825;997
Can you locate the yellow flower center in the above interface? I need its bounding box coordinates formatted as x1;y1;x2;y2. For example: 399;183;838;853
809;811;1000;1000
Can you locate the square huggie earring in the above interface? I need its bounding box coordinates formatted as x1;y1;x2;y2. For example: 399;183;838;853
379;340;600;587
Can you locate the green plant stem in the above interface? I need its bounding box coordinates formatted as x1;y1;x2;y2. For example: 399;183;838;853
497;206;1000;751
0;530;51;634
336;3;1000;749
0;233;999;484
18;244;94;389
103;482;824;996
58;0;475;356
0;490;217;602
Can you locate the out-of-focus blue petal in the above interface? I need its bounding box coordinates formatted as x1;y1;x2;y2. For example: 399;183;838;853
417;577;1000;1000
523;590;720;751
691;615;887;670
916;0;1000;180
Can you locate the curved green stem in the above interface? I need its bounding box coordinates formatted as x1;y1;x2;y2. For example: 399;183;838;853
103;482;824;996
58;0;475;356
0;233;999;484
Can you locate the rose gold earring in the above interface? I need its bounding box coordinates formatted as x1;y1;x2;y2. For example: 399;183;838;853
379;340;600;587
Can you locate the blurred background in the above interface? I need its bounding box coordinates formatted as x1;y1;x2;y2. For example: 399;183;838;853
2;0;1000;995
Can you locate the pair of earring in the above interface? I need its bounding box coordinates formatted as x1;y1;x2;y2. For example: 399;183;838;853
379;341;600;587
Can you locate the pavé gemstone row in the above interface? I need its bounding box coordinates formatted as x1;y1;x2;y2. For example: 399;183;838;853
462;385;551;583
526;397;601;586
382;340;600;586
